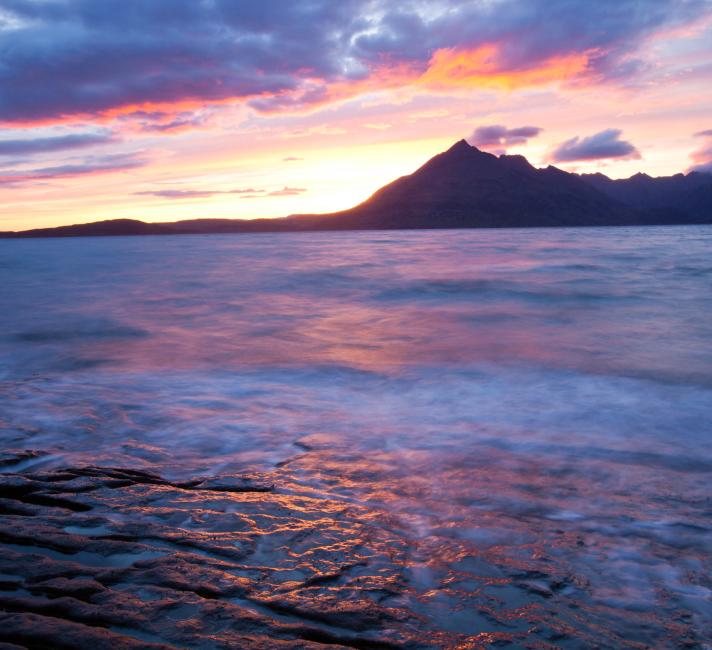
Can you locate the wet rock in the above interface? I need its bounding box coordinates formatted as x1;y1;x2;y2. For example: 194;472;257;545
261;591;410;632
68;466;169;486
0;474;93;513
0;450;42;469
0;461;706;649
191;474;275;492
515;580;554;598
0;611;175;649
28;576;106;601
0;498;37;517
0;464;442;648
0;642;27;650
112;554;252;599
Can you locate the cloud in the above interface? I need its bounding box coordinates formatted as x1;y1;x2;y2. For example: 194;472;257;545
0;131;116;155
0;153;145;187
468;125;542;152
138;115;207;133
135;188;265;199
550;129;641;162
282;156;303;162
135;190;220;200
688;139;712;173
692;161;712;174
694;129;712;137
268;186;307;196
134;186;308;199
0;1;708;125
239;186;307;198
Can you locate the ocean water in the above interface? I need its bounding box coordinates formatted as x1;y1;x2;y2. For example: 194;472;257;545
1;226;711;646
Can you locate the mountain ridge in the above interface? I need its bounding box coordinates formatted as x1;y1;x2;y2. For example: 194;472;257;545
3;140;711;238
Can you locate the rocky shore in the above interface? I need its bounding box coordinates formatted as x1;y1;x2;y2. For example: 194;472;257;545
0;458;417;648
0;448;709;649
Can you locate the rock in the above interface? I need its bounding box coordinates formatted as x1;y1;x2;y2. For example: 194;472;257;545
0;464;442;648
0;612;175;649
192;474;274;492
0;450;43;468
515;580;554;598
28;577;106;601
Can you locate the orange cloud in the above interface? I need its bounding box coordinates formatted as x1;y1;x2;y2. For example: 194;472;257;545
2;44;596;129
254;44;596;117
0;96;251;129
419;44;592;91
249;61;420;116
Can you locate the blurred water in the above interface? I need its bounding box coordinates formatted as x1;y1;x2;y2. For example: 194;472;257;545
1;226;711;644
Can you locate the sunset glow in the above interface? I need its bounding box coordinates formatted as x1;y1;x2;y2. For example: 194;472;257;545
1;1;712;231
3;4;712;647
420;46;591;90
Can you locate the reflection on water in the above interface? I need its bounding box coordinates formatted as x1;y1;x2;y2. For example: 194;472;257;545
1;226;711;646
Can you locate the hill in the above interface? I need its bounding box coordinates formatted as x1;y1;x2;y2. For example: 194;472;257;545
3;140;711;238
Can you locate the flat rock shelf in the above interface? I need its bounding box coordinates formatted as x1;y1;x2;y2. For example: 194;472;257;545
0;449;708;650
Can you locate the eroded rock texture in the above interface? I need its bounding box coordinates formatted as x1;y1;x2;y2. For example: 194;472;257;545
0;449;709;649
0;461;450;649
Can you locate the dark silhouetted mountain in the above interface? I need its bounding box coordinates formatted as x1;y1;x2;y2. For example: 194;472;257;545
580;171;712;223
304;140;640;229
2;141;711;238
1;219;174;238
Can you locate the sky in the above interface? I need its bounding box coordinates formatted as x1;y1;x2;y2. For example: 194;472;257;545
1;0;712;231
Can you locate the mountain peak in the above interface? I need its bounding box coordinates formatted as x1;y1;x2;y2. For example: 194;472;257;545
440;139;494;161
447;139;474;153
5;141;711;239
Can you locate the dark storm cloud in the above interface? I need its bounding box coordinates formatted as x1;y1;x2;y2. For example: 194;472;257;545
0;0;708;123
551;129;641;162
0;131;115;155
468;125;542;149
0;0;363;122
0;152;145;186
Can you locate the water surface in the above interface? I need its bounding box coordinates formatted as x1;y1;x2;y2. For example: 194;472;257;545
1;227;711;647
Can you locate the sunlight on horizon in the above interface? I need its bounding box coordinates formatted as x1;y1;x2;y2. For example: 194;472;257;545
1;3;711;230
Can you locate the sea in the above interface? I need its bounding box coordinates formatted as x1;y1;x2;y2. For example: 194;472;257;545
1;226;711;647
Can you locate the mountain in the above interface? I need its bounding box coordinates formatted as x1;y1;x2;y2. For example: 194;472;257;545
2;140;711;238
308;140;640;229
0;219;174;238
580;170;712;223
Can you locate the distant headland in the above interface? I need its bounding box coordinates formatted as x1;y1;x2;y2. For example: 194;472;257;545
3;140;711;238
